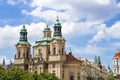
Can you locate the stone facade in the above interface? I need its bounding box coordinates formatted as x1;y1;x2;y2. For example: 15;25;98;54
79;57;108;80
14;18;109;80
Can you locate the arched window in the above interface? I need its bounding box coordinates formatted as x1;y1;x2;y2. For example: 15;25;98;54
53;47;56;55
18;51;20;58
70;72;74;80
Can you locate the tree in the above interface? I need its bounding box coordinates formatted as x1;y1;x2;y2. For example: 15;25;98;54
0;66;33;80
39;72;60;80
0;66;60;80
87;76;97;80
0;65;6;80
107;74;114;80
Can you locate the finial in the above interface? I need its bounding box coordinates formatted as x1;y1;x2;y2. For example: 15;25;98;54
56;16;59;21
23;18;26;28
46;24;48;28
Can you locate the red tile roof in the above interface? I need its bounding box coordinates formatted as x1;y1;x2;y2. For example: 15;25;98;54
114;51;120;58
66;54;78;61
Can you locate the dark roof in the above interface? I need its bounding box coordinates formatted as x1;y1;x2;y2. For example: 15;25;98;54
66;54;78;61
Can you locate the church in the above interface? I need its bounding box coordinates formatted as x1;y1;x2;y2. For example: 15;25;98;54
13;17;82;80
13;17;110;80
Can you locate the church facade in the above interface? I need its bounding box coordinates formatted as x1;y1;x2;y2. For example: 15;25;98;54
14;17;82;80
13;17;109;80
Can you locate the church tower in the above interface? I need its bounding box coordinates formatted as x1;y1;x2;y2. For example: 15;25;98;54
14;24;31;70
33;24;52;61
49;17;66;61
48;17;66;79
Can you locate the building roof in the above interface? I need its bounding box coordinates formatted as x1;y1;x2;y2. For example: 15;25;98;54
114;51;120;58
66;54;78;61
34;37;52;46
44;25;50;31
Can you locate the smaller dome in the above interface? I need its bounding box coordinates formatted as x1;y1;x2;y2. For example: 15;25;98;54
68;48;72;54
114;51;120;58
44;25;50;31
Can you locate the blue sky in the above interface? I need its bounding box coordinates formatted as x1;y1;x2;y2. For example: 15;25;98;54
0;0;120;69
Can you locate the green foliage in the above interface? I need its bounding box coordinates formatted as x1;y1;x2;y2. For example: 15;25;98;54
107;74;114;80
87;76;97;80
39;72;60;80
0;66;60;80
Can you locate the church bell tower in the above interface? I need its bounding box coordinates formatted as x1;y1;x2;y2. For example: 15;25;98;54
49;17;66;61
14;24;31;70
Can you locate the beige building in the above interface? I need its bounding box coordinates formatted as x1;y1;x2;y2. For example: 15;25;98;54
79;57;108;80
14;17;108;80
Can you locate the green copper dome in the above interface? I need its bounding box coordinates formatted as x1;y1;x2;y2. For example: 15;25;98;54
44;25;50;31
21;25;27;32
69;48;72;54
17;24;30;45
53;16;62;37
19;24;28;42
34;37;52;46
54;16;61;26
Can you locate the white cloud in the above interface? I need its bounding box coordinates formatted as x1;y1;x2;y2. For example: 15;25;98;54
106;21;120;39
89;24;107;43
7;0;27;5
0;22;46;48
89;21;120;44
95;0;110;5
62;21;99;39
7;0;16;5
0;20;99;48
66;43;107;55
22;0;120;23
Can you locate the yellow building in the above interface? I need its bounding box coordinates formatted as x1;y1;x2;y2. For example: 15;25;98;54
14;17;108;80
